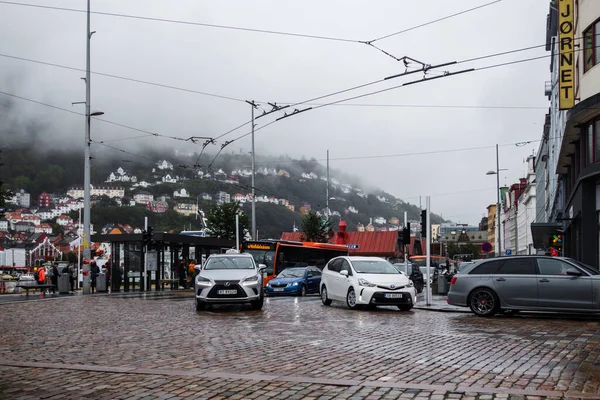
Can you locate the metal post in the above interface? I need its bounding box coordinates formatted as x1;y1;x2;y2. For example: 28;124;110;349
77;207;81;290
426;197;431;306
144;216;148;292
404;211;408;270
250;103;256;240
496;144;502;257
235;214;240;251
326;150;330;214
82;0;92;295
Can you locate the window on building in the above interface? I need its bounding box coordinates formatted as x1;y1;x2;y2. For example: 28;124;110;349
584;20;600;72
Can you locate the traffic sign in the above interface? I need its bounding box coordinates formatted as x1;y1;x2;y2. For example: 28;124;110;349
505;249;512;256
481;242;492;253
348;244;359;250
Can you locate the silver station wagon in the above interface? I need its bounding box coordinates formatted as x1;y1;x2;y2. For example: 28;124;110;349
447;256;600;316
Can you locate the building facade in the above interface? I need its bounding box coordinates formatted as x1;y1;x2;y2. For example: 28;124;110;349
486;204;497;254
516;156;536;255
537;0;600;266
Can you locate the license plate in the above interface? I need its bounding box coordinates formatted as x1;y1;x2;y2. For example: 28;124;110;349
217;289;237;295
273;288;284;292
385;293;403;299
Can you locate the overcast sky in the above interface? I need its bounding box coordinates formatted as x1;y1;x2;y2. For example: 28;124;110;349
0;0;549;225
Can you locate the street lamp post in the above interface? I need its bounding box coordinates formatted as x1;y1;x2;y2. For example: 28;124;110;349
81;0;104;294
486;144;507;257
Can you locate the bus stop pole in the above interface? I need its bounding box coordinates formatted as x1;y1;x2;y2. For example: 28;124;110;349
236;214;240;252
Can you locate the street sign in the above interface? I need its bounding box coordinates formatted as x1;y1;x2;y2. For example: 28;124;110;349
481;242;492;253
505;249;512;256
348;244;359;250
146;250;158;271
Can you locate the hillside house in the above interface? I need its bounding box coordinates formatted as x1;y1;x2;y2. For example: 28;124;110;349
215;192;230;205
9;189;31;208
35;224;53;234
374;217;386;225
200;193;212;201
173;188;190;198
38;192;51;208
133;192;154;205
0;219;8;232
21;214;41;226
15;221;35;233
162;174;177;183
146;201;169;213
57;215;73;226
174;203;197;217
232;193;246;203
157;160;174;170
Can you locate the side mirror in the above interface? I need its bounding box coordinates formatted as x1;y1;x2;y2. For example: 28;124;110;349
307;273;313;278
194;265;202;271
258;264;267;272
566;269;582;276
340;270;349;277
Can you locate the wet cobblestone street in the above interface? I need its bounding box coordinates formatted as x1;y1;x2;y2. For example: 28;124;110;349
1;292;600;399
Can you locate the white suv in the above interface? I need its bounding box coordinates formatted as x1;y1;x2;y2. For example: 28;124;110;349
320;256;417;310
194;254;265;311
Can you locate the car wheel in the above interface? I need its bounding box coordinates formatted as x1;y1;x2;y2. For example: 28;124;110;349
299;285;307;297
321;285;332;306
346;288;359;310
397;304;413;311
195;299;205;311
469;288;499;317
251;294;264;310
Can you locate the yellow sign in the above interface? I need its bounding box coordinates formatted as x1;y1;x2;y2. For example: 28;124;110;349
246;243;272;250
558;0;575;109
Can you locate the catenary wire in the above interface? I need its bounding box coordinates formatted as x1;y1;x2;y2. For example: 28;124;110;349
0;1;361;43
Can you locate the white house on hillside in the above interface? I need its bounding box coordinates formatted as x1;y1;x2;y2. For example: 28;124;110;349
173;188;190;198
157;160;173;170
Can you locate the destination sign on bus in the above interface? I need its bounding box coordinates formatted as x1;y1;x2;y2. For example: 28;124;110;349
246;243;273;250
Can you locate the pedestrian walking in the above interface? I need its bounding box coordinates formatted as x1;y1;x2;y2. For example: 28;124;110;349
51;263;60;294
90;261;100;294
178;258;188;289
35;266;46;295
65;264;75;292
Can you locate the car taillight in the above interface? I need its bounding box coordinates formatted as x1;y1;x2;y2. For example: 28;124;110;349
450;276;458;285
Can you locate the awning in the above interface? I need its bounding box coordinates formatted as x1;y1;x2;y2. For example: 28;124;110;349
530;222;562;249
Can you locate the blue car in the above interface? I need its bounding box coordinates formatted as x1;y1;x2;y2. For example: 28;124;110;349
265;266;321;296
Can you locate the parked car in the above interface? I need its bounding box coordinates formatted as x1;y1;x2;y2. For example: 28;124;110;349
320;256;417;311
265;266;321;296
194;253;266;311
392;263;424;293
447;256;600;316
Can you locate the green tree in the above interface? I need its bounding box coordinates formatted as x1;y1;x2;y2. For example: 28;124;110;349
301;210;332;243
0;150;13;208
206;201;250;240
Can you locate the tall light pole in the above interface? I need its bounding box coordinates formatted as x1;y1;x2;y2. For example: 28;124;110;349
82;0;103;293
486;144;507;257
246;101;258;240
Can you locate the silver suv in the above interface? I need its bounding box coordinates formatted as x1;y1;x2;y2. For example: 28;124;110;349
194;253;266;311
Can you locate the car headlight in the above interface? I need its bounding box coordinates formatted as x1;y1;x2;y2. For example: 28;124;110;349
289;282;299;287
358;278;376;287
196;276;212;286
407;281;414;288
243;276;260;286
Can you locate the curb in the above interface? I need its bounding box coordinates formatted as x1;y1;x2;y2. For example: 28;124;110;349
413;305;470;313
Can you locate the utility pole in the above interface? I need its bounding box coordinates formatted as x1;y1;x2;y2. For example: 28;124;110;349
404;211;408;270
496;144;502;257
326;150;330;214
246;100;258;240
82;0;93;295
425;196;431;306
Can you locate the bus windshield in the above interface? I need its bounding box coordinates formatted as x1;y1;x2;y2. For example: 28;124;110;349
244;249;275;275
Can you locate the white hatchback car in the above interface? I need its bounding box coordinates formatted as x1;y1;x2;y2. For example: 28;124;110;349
320;256;417;310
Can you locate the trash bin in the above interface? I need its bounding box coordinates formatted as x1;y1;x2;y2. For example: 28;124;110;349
58;274;70;294
96;273;107;292
437;275;449;295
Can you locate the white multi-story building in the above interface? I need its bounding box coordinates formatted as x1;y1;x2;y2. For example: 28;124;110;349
67;185;125;199
133;191;154;205
516;155;536;255
215;191;230;205
9;189;31;208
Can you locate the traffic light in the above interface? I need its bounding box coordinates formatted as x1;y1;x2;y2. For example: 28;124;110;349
143;226;154;248
420;210;427;238
402;223;411;246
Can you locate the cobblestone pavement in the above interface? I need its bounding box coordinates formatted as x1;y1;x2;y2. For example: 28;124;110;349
1;291;600;399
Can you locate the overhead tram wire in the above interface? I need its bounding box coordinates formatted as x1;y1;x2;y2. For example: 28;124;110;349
0;53;247;103
0;1;361;43
0;90;212;144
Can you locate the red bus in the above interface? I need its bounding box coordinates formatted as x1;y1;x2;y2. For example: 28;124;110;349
241;240;349;286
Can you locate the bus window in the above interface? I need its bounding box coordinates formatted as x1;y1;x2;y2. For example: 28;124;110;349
245;249;275;275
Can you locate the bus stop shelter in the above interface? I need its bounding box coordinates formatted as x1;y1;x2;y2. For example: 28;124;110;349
91;233;235;292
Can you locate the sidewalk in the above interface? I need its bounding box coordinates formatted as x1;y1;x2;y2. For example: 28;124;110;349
413;293;469;313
